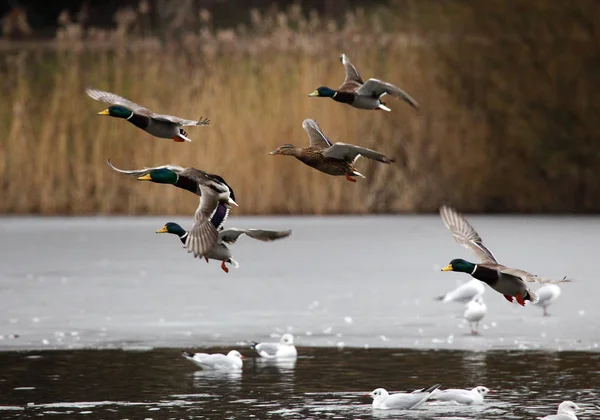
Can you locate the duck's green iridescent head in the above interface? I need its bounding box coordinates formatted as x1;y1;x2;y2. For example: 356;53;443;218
156;222;186;237
308;86;337;98
137;168;178;184
98;105;133;119
442;258;476;274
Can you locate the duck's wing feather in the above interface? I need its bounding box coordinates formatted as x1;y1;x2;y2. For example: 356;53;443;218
302;119;332;148
356;78;419;108
105;159;185;177
219;228;292;244
440;205;498;264
185;185;220;258
322;142;395;164
337;53;363;91
500;267;571;284
152;113;210;127
85;88;150;113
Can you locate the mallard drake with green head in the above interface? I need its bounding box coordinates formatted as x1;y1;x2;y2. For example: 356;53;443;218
308;54;419;112
86;88;209;142
107;160;236;257
440;205;570;306
269;119;397;182
156;223;292;273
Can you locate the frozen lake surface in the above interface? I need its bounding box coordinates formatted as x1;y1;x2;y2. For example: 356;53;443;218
0;215;598;351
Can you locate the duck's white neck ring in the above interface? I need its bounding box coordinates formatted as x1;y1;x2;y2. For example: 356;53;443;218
181;232;189;240
471;264;478;275
126;112;134;120
332;92;338;98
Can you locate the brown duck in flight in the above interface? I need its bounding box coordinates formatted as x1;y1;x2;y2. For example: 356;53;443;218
269;119;397;183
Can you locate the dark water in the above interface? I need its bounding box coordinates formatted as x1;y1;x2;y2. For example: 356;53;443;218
0;348;598;419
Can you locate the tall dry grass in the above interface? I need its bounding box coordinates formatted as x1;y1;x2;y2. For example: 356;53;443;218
2;1;595;215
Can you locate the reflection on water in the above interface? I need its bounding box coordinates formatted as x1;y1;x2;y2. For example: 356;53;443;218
0;347;598;419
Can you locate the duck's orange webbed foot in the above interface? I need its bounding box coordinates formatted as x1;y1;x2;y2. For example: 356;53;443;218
345;174;357;183
172;136;185;142
503;295;514;303
204;256;209;263
515;293;526;306
220;261;229;273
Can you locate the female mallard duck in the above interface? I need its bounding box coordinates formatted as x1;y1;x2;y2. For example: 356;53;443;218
86;88;209;142
308;54;419;111
440;205;570;306
107;161;236;257
269;119;397;182
156;222;292;273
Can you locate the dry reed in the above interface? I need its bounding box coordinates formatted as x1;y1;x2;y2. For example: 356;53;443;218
2;1;593;215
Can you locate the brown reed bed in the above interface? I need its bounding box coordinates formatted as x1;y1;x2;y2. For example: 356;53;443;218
3;1;594;215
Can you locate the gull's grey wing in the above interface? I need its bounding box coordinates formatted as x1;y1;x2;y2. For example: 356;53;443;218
440;206;498;264
322;142;395;164
151;113;210;127
302;119;332;149
438;281;483;303
338;53;363;91
85;88;150;112
105;159;186;177
500;267;571;285
185;185;220;258
253;342;279;357
356;78;419;109
219;228;292;244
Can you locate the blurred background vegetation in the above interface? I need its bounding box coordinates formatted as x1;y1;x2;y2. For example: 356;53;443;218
1;0;599;215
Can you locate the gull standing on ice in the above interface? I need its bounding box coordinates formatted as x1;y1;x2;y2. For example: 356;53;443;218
534;284;562;316
181;350;244;370
463;296;487;335
542;401;581;420
429;386;491;405
367;384;441;410
250;333;297;359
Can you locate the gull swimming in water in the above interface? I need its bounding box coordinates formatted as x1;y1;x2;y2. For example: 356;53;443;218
250;333;297;359
435;279;485;304
463;296;487;335
541;401;581;419
534;284;562;316
181;350;244;370
429;386;491;405
367;384;441;410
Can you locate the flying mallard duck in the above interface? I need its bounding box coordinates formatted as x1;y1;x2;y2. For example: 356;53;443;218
86;88;209;142
308;54;419;111
106;160;236;257
156;222;292;273
440;205;570;306
269;119;397;182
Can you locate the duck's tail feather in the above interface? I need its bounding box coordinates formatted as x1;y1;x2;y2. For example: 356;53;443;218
228;258;239;269
527;290;539;304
